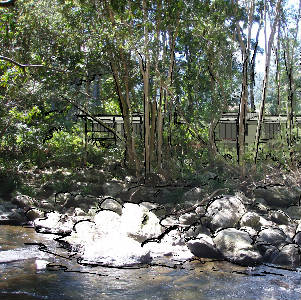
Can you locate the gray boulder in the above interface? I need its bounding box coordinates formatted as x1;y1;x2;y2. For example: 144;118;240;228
0;208;27;225
182;187;203;203
293;232;301;246
178;212;198;226
213;228;262;266
25;208;44;221
102;180;124;197
12;194;35;208
187;234;223;259
256;227;290;248
254;186;299;208
206;196;246;230
268;210;291;225
240;212;271;230
98;197;123;215
272;244;301;268
286;206;301;220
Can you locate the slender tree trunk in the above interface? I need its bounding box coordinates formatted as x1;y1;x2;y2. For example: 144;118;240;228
250;24;262;112
157;86;164;170
111;61;138;173
276;21;281;114
150;99;157;163
254;0;282;164
233;0;255;173
138;0;151;177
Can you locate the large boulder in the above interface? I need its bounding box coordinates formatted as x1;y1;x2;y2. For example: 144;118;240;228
102;180;124;197
213;228;262;266
254;186;299;208
182;187;203;203
268;210;291;225
98;197;123;215
11;194;36;208
120;203;163;242
239;212;271;230
34;212;84;235
25;208;44;221
256;227;290;248
187;234;223;259
271;244;301;268
0;208;27;225
286;206;301;220
205;196;246;231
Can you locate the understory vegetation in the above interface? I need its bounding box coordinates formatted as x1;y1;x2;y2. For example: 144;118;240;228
1;0;301;201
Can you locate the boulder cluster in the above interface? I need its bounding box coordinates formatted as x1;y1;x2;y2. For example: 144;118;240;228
1;180;301;269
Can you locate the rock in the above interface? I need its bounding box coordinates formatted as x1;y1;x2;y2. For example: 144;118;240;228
120;203;163;242
187;234;223;259
240;212;272;230
61;217;152;267
98;197;123;215
182;187;203;203
102;180;124;197
11;194;35;208
195;205;206;216
183;223;211;239
278;224;297;239
82;234;152;266
240;226;258;239
25;208;44;221
293;232;301;246
286;206;301;220
297;222;301;233
256;244;280;263
213;228;262;266
272;244;301;268
240;212;261;229
256;227;290;248
253;201;269;214
254;186;299;208
178;212;198;226
0;208;27;225
55;193;73;206
235;192;254;206
143;229;193;261
34;212;75;235
94;210;121;235
268;210;291;225
206;196;246;231
74;208;86;216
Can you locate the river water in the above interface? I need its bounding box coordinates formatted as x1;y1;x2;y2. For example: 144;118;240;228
0;225;301;300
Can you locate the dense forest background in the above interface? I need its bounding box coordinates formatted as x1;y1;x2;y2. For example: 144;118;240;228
1;0;301;191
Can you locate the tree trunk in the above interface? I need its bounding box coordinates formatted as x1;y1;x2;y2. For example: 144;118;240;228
110;61;138;173
254;0;282;164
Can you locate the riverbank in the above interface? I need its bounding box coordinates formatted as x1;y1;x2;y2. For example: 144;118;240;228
1;165;301;270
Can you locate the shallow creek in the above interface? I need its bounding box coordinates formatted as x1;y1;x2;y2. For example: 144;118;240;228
0;225;301;300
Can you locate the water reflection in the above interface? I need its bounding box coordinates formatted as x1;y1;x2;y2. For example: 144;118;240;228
0;225;300;300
